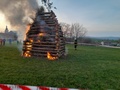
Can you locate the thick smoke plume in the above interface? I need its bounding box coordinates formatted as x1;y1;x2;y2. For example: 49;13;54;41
0;0;38;27
0;0;39;40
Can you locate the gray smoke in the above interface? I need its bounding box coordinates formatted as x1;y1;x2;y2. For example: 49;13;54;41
0;0;38;27
0;0;39;52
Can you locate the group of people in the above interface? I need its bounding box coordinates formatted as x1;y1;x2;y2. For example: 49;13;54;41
0;39;6;45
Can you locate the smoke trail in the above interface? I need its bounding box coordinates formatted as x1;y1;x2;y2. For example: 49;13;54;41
0;0;38;27
0;0;39;40
0;0;39;53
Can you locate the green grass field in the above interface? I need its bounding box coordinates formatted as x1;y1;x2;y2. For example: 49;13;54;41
0;44;120;89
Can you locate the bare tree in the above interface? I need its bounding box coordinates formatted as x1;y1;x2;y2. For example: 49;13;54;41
60;22;87;43
71;23;87;39
60;22;71;38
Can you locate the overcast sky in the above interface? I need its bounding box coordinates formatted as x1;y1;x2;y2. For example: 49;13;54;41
43;0;120;37
0;0;120;37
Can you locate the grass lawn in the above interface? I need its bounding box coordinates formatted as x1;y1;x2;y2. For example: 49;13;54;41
0;43;120;89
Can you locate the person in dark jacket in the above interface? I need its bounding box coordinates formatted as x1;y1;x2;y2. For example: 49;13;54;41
0;39;2;45
2;39;6;45
74;39;78;50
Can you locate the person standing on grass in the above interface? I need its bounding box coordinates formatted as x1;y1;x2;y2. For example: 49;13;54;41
74;38;78;50
17;40;19;45
2;39;6;45
9;39;12;44
0;39;2;45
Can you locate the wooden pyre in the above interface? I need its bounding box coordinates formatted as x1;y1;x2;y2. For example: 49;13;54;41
22;10;65;60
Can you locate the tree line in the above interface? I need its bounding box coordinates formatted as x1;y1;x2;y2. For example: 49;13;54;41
60;22;87;43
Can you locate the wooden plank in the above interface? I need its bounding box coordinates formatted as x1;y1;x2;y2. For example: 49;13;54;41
33;42;56;44
32;44;56;47
24;41;57;44
30;27;43;29
23;45;32;48
47;24;57;26
40;15;56;19
32;52;58;55
46;22;56;25
31;50;59;53
28;29;59;32
44;19;56;22
32;54;58;57
23;49;32;51
32;47;57;50
31;48;63;52
27;34;57;37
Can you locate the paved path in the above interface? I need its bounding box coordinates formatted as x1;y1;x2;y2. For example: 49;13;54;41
100;45;120;48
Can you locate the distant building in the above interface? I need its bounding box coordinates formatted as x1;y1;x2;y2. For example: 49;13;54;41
0;26;17;40
5;26;9;33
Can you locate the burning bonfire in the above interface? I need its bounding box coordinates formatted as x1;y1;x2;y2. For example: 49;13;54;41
22;7;65;60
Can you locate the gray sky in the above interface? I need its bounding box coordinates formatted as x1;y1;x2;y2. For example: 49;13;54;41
0;0;120;37
45;0;120;37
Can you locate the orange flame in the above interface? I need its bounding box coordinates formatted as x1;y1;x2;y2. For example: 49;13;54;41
26;45;32;48
26;42;31;45
26;48;31;50
37;40;40;42
29;39;33;42
38;33;46;36
24;24;31;40
47;52;58;60
24;51;31;57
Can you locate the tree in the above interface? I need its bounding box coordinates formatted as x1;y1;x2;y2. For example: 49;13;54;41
60;22;87;42
60;22;71;38
71;23;87;39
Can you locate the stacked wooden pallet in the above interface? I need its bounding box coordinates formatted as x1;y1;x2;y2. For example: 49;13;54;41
23;11;65;59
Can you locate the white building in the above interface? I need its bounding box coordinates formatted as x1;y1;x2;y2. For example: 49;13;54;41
0;26;17;40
